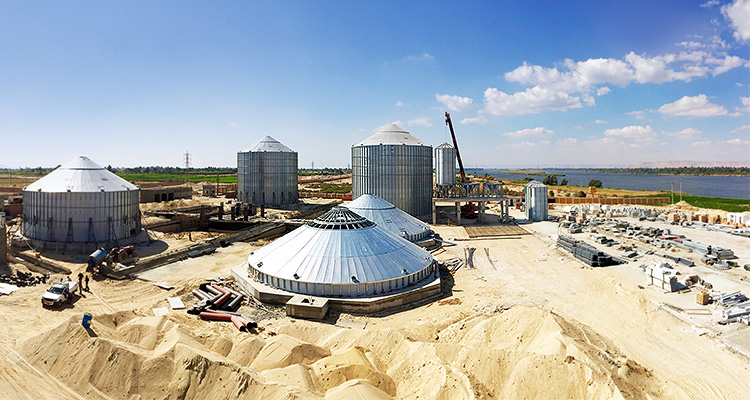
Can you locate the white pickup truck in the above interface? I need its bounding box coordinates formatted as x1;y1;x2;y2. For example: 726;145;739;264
42;281;77;307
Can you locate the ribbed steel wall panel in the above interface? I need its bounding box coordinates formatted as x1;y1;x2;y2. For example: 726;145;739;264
524;182;548;221
237;151;298;205
434;145;456;186
351;144;433;217
22;189;141;243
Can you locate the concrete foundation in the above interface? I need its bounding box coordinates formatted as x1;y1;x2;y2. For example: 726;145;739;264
432;196;511;225
286;295;330;319
231;263;442;314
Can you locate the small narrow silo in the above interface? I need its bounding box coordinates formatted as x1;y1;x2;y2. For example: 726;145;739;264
22;156;142;247
524;180;548;221
237;136;298;206
351;124;433;217
434;142;456;187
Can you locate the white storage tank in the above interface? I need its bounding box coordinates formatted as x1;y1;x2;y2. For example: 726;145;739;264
351;124;433;217
237;136;298;206
345;194;433;242
524;180;548;222
22;156;141;245
435;142;456;187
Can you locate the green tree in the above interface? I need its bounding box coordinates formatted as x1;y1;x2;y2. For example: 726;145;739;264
560;178;568;185
542;175;558;185
576;190;587;197
588;179;602;188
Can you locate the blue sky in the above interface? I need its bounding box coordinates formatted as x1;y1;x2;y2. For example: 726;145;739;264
1;0;748;168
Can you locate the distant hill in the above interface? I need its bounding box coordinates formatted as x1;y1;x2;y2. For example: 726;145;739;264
634;160;750;168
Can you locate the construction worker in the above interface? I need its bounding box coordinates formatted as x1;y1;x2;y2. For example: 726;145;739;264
84;274;90;292
77;272;84;294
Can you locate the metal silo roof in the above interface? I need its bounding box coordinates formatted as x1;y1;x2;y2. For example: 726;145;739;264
524;180;547;188
345;194;432;241
247;207;433;284
24;156;138;193
436;142;454;149
242;135;295;152
354;124;429;146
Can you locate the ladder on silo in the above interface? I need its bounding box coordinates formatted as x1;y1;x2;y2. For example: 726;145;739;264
87;218;97;254
43;217;55;253
63;218;73;255
106;217;119;248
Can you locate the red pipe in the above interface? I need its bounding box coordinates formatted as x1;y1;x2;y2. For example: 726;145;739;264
211;284;229;294
199;311;233;321
231;316;247;332
213;292;231;308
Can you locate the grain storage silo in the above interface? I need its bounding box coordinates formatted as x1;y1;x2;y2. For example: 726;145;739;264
345;194;432;242
524;180;548;221
246;206;436;297
22;156;141;247
351;124;432;217
237;136;298;206
434;142;456;187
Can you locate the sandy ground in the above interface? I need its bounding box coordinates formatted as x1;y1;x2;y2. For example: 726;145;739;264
1;207;749;399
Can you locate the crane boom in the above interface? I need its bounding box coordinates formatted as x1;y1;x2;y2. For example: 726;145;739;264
444;112;467;184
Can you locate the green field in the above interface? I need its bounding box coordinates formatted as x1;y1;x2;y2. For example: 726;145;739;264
116;173;238;184
492;170;566;176
644;192;750;213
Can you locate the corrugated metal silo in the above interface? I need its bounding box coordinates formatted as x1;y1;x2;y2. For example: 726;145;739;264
247;206;435;297
524;180;548;221
22;156;141;245
351;124;433;217
434;142;456;187
237;136;298;206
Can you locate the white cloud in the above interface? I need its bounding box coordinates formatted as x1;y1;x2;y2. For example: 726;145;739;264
556;138;578;146
725;137;750;145
502;127;554;138
701;0;720;8
594;119;608;124
722;0;750;42
483;87;582;116
731;125;750;134
625;52;675;84
677;41;705;49
738;97;750;113
627;110;646;120
460;114;488;125
658;95;729;117
506;140;551;149
403;53;434;62
436;94;473;112
407;117;432;127
692;140;713;147
604;125;658;142
395;100;404;107
596;87;611;96
662;128;701;139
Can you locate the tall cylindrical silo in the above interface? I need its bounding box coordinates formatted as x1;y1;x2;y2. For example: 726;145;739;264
435;142;456;187
351;124;433;217
524;180;548;221
22;156;142;245
237;136;298;206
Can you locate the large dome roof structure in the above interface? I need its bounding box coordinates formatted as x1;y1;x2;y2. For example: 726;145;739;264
345;194;432;242
354;124;429;146
246;206;436;297
241;135;295;152
24;156;138;193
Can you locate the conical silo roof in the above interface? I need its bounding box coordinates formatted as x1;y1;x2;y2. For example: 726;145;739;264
524;180;547;189
247;206;433;285
24;156;138;193
242;135;295;152
437;142;454;149
354;124;428;146
345;194;432;242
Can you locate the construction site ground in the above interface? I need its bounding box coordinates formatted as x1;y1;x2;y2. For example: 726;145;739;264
0;206;749;399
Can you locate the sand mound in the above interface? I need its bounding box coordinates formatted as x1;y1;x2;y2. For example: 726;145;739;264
667;200;700;211
18;306;669;399
277;306;664;399
250;334;331;371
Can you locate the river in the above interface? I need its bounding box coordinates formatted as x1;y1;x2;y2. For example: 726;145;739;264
472;169;750;200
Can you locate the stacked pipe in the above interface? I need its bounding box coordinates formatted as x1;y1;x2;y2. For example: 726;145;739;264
557;235;615;267
0;270;48;287
189;282;257;332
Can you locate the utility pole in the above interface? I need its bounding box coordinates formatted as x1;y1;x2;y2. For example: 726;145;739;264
312;161;314;171
671;179;674;204
679;177;682;202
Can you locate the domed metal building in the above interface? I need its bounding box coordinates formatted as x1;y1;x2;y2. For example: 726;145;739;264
345;194;432;243
246;206;436;297
22;156;142;248
351;124;433;218
237;136;298;206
